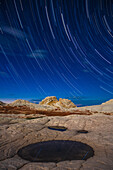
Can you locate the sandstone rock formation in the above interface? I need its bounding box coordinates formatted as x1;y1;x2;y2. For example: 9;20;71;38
101;99;113;105
39;96;77;109
0;97;113;169
0;113;113;169
8;97;113;113
56;98;77;109
9;99;31;106
0;101;6;106
39;96;58;106
78;99;113;113
9;99;56;112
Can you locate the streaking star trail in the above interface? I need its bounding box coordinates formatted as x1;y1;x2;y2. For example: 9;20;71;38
0;0;113;105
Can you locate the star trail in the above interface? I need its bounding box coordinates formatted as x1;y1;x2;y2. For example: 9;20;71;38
0;0;113;105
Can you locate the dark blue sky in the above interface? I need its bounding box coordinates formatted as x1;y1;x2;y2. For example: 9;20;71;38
0;0;113;105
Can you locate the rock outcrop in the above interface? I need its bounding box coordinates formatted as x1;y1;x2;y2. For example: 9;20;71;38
78;99;113;113
0;113;113;169
0;101;6;106
9;99;31;106
56;98;77;109
8;97;113;113
39;96;77;109
9;99;56;112
0;97;113;169
39;96;58;106
101;99;113;105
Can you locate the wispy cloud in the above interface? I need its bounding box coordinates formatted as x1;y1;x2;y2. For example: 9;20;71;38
1;26;26;39
29;99;42;104
27;49;47;59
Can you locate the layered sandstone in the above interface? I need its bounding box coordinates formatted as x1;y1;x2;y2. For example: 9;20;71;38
56;98;77;109
0;113;113;169
39;96;58;106
8;97;113;113
0;101;6;106
39;96;77;109
9;99;31;106
78;99;113;113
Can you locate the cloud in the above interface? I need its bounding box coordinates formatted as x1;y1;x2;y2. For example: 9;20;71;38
29;99;42;104
67;96;86;100
2;26;26;39
27;49;47;59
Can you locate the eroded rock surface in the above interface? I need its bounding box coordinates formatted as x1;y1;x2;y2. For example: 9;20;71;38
39;97;77;109
0;113;113;169
8;97;77;111
55;98;77;109
39;96;58;106
9;99;31;106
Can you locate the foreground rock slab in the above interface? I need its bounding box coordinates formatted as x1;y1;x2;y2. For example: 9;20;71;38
0;113;113;170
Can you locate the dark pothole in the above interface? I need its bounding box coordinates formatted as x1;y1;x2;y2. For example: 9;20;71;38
77;130;88;134
17;140;94;163
48;126;67;131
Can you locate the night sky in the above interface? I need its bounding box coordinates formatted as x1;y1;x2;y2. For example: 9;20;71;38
0;0;113;105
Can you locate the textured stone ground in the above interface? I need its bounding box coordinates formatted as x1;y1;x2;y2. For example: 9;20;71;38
0;113;113;170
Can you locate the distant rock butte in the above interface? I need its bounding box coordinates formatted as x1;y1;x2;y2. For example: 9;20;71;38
39;96;58;106
39;96;77;109
9;99;31;106
55;98;77;109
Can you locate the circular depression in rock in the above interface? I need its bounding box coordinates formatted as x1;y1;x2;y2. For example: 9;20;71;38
48;126;67;131
17;140;94;163
77;130;88;134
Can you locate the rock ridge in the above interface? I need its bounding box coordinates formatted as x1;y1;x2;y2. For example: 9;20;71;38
3;97;113;113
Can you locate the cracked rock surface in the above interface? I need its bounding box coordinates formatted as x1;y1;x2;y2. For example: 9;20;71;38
0;113;113;170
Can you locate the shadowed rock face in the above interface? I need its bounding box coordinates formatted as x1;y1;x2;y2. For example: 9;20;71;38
0;101;6;106
17;140;94;163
